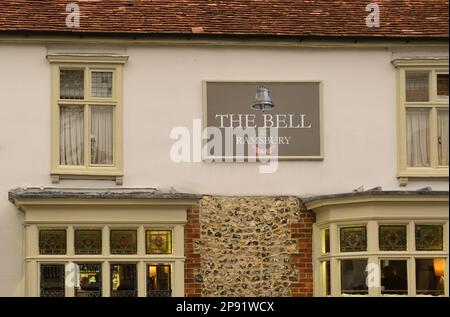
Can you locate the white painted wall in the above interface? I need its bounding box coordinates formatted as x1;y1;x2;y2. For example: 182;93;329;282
0;43;448;295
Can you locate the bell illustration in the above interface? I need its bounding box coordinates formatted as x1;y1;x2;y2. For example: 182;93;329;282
251;86;275;112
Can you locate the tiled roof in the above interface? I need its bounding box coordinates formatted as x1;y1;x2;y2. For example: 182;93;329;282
0;0;448;39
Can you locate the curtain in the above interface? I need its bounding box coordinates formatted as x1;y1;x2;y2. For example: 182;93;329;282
438;110;449;166
91;106;113;164
60;106;84;165
406;109;430;167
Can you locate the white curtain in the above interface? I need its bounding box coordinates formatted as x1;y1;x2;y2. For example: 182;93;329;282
438;110;449;166
406;109;430;167
60;106;84;165
91;106;113;164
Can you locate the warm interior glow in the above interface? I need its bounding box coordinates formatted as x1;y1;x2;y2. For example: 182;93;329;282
434;258;445;277
149;266;157;278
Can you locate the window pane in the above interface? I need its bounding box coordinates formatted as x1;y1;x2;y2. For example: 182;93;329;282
110;230;137;254
75;230;102;254
60;106;84;165
322;228;330;254
340;226;367;252
40;264;65;297
75;263;102;297
416;225;443;251
146;230;172;254
437;74;449;99
147;264;172;297
321;261;331;296
91;106;113;165
39;230;66;254
438;109;449;166
92;72;113;98
416;259;445;296
381;260;408;295
406;108;430;167
340;259;368;295
111;264;137;297
379;225;407;251
405;71;429;102
60;69;84;99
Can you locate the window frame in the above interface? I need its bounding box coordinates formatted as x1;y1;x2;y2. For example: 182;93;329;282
47;54;127;184
394;58;449;183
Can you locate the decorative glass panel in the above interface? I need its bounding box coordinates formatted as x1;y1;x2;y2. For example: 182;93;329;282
75;230;102;254
146;230;172;254
340;259;368;295
110;230;137;254
147;264;172;297
40;264;65;297
437;74;449;98
60;69;84;99
416;225;443;251
75;263;102;297
405;71;429;102
380;260;408;295
91;106;113;165
340;226;367;252
379;225;407;251
416;259;445;296
438;109;449;166
92;72;113;98
111;264;137;297
60;105;84;165
39;230;66;254
406;108;430;167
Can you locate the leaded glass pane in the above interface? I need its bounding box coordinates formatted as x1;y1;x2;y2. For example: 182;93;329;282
405;71;429;102
60;69;84;99
416;259;445;296
39;230;66;254
147;264;172;297
379;225;407;251
381;260;408;295
111;264;137;297
416;225;443;251
437;74;449;99
91;71;113;98
75;230;102;254
75;263;102;297
146;230;172;254
340;226;367;252
110;230;137;254
40;264;65;297
340;259;368;295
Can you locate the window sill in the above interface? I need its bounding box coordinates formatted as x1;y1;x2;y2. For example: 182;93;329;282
397;168;449;186
51;169;123;185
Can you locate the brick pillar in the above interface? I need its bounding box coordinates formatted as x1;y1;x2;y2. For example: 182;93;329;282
184;204;202;296
291;206;315;297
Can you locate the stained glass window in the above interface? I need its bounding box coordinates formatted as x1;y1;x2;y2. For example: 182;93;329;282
40;264;65;297
110;230;137;254
60;69;84;99
340;259;368;295
75;230;102;254
379;225;407;251
416;225;443;251
146;230;172;254
416;258;445;296
406;71;429;102
75;263;102;297
111;263;137;297
340;226;367;252
92;72;113;98
147;264;172;297
39;230;67;254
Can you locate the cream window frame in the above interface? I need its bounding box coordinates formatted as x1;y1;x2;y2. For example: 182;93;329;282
393;58;449;185
47;54;128;185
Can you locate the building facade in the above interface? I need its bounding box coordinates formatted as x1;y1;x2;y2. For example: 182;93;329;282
0;0;448;297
